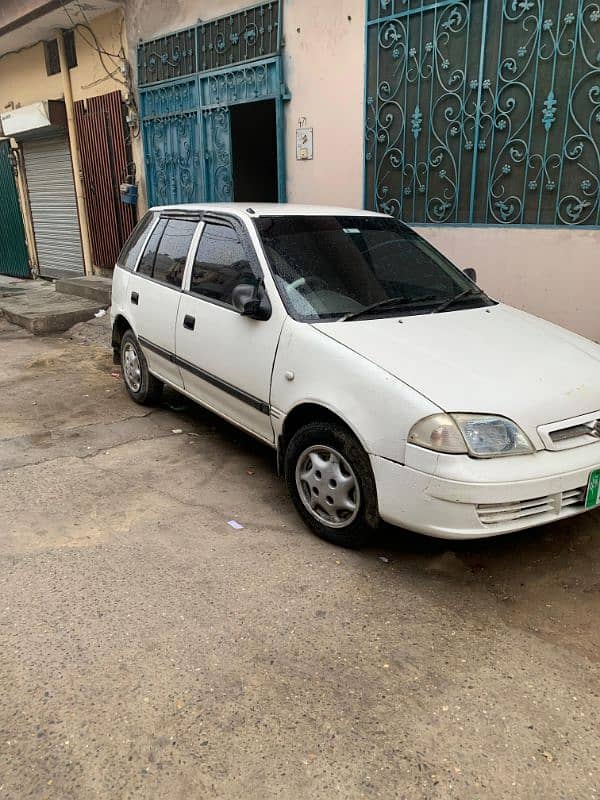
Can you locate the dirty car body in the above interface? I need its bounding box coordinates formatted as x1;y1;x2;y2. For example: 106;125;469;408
111;204;600;546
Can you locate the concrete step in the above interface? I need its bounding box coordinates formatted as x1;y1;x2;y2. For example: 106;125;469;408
54;275;112;305
0;283;105;335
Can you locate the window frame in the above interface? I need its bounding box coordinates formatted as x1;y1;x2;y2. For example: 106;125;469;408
183;213;265;312
252;214;491;323
134;212;201;292
44;30;77;76
117;211;156;272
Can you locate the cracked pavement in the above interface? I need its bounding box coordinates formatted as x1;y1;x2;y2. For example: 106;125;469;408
0;314;599;799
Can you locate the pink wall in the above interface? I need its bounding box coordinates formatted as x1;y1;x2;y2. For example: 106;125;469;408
415;226;600;343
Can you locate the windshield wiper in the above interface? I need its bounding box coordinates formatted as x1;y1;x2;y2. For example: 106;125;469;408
342;295;439;322
432;287;485;314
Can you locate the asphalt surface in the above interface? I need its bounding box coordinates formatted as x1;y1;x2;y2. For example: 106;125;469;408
0;313;599;799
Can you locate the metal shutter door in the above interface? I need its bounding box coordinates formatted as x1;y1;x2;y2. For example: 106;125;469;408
24;134;84;279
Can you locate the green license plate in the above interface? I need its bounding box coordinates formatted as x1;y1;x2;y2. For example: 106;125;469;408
585;469;600;509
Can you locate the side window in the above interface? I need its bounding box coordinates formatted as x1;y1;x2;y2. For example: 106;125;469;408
190;221;257;305
117;212;155;272
137;218;167;277
153;218;198;288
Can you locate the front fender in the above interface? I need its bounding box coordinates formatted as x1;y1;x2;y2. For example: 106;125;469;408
270;319;440;463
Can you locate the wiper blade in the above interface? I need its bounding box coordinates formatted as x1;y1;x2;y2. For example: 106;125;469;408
342;296;411;322
341;294;439;322
432;288;485;314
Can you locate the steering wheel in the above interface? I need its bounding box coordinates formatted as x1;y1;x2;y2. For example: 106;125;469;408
286;275;327;294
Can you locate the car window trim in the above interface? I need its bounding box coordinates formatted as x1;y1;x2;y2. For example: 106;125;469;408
116;211;155;272
152;215;201;290
183;214;266;311
133;215;202;291
133;214;163;276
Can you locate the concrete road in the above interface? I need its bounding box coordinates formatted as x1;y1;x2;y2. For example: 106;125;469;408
0;314;599;800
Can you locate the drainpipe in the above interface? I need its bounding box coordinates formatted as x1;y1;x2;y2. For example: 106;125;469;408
56;28;93;277
11;141;39;277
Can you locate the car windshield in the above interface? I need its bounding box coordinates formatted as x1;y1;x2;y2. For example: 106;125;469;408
254;215;492;322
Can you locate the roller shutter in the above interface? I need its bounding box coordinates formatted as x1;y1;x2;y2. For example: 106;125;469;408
24;134;84;279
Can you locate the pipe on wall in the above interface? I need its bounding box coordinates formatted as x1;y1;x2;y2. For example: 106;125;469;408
56;27;93;277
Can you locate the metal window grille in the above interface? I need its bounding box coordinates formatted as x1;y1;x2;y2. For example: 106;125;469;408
137;2;280;87
365;0;600;227
197;1;280;72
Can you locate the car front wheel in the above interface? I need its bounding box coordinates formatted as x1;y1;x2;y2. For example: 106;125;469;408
284;421;379;548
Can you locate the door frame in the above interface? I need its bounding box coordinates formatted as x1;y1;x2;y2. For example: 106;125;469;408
140;55;288;206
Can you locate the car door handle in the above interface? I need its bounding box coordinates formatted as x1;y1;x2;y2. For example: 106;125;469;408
131;291;139;305
183;314;195;331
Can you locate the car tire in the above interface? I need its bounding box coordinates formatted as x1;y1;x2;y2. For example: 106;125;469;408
120;329;163;405
284;421;379;548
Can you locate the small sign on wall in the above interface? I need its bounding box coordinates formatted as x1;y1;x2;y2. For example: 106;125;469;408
296;118;313;160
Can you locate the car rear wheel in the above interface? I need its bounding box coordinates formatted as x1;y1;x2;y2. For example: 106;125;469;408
120;329;163;405
284;421;378;548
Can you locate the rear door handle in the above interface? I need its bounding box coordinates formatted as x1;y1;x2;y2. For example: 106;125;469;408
183;314;195;331
131;291;139;305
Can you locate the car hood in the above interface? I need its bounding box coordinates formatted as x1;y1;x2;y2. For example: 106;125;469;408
314;304;600;438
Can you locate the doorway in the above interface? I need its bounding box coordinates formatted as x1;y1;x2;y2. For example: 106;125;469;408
230;99;278;203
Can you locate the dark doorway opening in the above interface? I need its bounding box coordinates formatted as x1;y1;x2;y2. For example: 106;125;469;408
230;99;278;203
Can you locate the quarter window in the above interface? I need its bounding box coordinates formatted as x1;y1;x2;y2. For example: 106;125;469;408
190;221;257;305
137;218;167;277
118;212;155;272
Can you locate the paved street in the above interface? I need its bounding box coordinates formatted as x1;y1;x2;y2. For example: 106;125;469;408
0;314;599;800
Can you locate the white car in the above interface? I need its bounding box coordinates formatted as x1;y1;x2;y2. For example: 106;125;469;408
111;204;600;547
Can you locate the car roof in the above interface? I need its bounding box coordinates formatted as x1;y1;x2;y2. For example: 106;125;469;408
149;202;389;218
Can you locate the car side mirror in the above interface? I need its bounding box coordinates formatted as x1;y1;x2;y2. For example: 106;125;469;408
463;267;477;283
232;283;271;320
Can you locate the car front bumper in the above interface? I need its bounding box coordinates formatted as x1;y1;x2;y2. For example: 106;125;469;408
370;443;600;539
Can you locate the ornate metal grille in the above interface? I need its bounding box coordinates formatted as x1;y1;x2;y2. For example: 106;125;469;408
138;28;197;86
198;2;280;72
365;0;600;226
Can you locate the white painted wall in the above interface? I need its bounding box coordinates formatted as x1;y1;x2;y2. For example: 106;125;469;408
124;0;599;341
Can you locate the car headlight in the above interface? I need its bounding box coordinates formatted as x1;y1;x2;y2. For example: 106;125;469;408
408;413;534;457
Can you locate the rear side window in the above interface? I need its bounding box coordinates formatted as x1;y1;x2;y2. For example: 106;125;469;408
153;218;199;287
190;221;257;305
117;212;155;272
137;218;167;277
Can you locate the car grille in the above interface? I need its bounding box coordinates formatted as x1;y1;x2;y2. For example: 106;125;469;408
538;412;600;451
476;487;586;527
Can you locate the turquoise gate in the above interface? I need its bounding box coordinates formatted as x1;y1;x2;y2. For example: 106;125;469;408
365;0;600;226
0;141;30;278
138;2;287;206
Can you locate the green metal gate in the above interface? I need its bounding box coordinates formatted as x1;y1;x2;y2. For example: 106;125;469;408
0;141;30;278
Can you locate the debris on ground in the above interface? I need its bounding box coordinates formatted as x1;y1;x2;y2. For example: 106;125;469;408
378;556;390;564
63;309;112;348
172;429;183;434
94;309;107;318
228;520;244;530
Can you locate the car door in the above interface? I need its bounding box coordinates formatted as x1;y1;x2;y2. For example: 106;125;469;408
175;215;285;443
127;214;200;389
